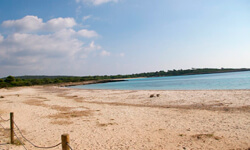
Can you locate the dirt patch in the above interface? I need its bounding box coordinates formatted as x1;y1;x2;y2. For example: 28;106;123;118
50;105;73;112
50;120;73;125
96;122;117;127
28;96;48;100
23;99;74;112
108;91;138;95
0;110;5;114
78;100;250;112
74;98;84;103
57;95;79;100
0;128;10;138
0;128;10;144
192;133;221;141
23;99;47;107
48;110;93;119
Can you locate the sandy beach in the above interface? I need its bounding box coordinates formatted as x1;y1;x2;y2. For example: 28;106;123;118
0;86;249;150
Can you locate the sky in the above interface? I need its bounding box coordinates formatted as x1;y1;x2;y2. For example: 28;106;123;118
0;0;249;77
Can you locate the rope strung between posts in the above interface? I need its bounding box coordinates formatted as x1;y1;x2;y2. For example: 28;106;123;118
13;120;62;149
0;122;9;146
0;115;11;147
13;130;28;150
0;123;6;130
0;116;10;122
67;142;74;150
1;113;75;150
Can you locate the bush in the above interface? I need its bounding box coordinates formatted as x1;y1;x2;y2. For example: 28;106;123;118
5;76;15;83
0;82;9;88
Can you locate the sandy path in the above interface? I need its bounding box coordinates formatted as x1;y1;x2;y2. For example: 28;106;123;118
0;86;249;150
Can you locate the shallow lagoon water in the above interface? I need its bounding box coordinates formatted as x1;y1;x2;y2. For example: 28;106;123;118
70;71;250;90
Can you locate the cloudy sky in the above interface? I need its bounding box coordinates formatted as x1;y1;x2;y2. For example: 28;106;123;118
0;0;249;77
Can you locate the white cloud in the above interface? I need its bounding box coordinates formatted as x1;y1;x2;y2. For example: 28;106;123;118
0;16;112;77
2;16;43;32
52;28;98;39
100;50;111;56
83;15;92;21
0;16;104;71
84;41;101;52
77;41;101;59
2;16;76;33
44;17;76;31
0;34;3;43
77;29;99;38
53;29;76;39
0;32;84;65
119;52;125;57
76;0;118;5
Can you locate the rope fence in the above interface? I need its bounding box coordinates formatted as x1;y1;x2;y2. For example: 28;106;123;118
0;115;10;146
0;116;10;122
0;112;74;150
13;129;28;150
0;122;6;130
67;142;74;150
13;120;62;149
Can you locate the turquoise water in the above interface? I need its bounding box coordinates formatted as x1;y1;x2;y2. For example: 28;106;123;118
70;71;250;90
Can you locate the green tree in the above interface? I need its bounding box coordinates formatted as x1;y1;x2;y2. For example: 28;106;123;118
5;76;15;83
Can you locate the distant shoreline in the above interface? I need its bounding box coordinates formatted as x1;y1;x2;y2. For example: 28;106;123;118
60;79;128;87
1;68;249;89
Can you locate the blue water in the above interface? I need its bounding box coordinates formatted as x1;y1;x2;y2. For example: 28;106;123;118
70;71;250;90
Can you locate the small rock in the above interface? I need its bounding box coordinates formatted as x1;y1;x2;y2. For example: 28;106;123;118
149;94;155;98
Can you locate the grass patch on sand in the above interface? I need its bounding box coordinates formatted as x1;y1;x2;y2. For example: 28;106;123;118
13;139;24;146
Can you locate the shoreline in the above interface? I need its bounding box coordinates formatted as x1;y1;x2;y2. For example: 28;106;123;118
0;86;249;149
56;79;128;87
66;86;250;91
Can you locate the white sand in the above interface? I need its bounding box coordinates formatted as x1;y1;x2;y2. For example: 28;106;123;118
0;86;249;150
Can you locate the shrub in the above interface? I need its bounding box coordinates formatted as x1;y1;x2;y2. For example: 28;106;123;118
5;76;15;83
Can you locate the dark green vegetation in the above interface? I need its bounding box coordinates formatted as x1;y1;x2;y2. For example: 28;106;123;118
1;68;249;88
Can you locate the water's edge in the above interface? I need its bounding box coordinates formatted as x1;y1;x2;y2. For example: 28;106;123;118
61;79;127;87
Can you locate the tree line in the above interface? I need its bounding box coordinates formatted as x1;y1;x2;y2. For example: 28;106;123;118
0;68;249;88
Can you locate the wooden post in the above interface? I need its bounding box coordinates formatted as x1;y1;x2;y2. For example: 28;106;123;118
10;112;14;144
61;134;70;150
